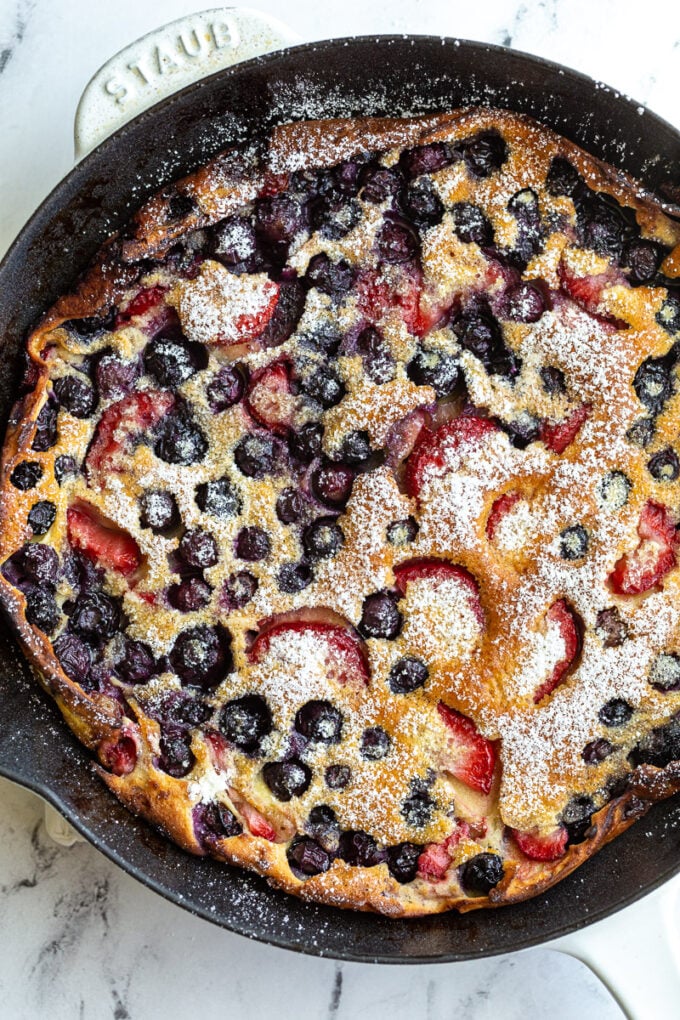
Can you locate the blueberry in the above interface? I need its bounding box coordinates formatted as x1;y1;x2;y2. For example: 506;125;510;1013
387;842;422;884
54;455;78;484
277;560;314;593
337;830;386;867
325;764;351;789
158;727;195;777
168;576;212;612
299;322;342;356
629;717;680;768
206;364;246;411
505;412;541;449
633;352;676;414
303;518;344;560
289;422;324;463
546;157;582;196
451;202;493;245
300;365;346;409
539;365;566;395
256;193;308;244
388;656;428;694
287;836;331;877
356;326;395;384
116;638;156;683
209;216;262;273
31;399;58;452
305;253;355;299
599;698;634;727
179;529;218;569
459;852;504;893
167;191;196;220
53;375;97;418
234;433;277;478
140;490;180;533
311;462;355;507
10;461;42;490
507;189;544;263
220;694;272;751
360;726;391;760
359;591;402;640
96;354;141;400
262;759;311;800
360;164;405;203
306;805;340;853
386;516;419;546
62;307;116;340
170;624;232;689
452;301;520;378
647;446;680;482
235;526;271;561
401;178;444;230
559;524;589;560
597;471;631;511
276;487;306;524
623;239;666;285
70;591;120;640
462;130;508;178
316;198;361;240
582;738;615;764
54;632;92;687
25;587;59;633
502;282;546;323
27;500;56;536
595;607;627;648
21;543;59;587
144;338;198;388
159;692;211;729
377;213;419;264
626;416;655;448
195;477;242;518
400;141;459;178
259;279;305;348
295;700;343;743
401;781;435;827
154;411;207;465
561;795;595;844
649;653;680;692
194;801;243;846
407;348;460;396
657;294;680;335
576;191;634;261
221;570;258;610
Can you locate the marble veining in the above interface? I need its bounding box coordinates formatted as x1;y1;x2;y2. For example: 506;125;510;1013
1;0;679;1015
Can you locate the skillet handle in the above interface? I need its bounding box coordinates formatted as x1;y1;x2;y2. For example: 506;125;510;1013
73;7;300;159
546;876;680;1019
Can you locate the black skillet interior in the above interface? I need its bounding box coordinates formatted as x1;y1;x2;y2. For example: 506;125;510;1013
1;36;680;962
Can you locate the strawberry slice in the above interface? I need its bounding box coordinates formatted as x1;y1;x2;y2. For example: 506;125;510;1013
245;359;297;434
393;558;483;627
437;703;496;794
98;733;137;775
513;826;568;861
116;286;167;326
250;615;370;687
539;403;591;455
258;171;290;198
486;491;522;541
405;415;499;498
356;264;427;335
609;500;678;596
86;390;174;478
417;821;470;881
240;802;277;841
533;600;581;703
559;259;627;328
67;502;141;576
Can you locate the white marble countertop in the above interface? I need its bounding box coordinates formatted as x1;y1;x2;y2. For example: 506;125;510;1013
1;1;679;1017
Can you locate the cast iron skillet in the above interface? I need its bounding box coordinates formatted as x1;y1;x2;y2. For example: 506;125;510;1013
1;35;680;963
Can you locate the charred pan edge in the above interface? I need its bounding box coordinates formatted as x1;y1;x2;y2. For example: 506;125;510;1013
2;107;680;917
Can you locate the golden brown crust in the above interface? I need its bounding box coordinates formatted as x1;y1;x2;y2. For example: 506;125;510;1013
3;106;680;916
